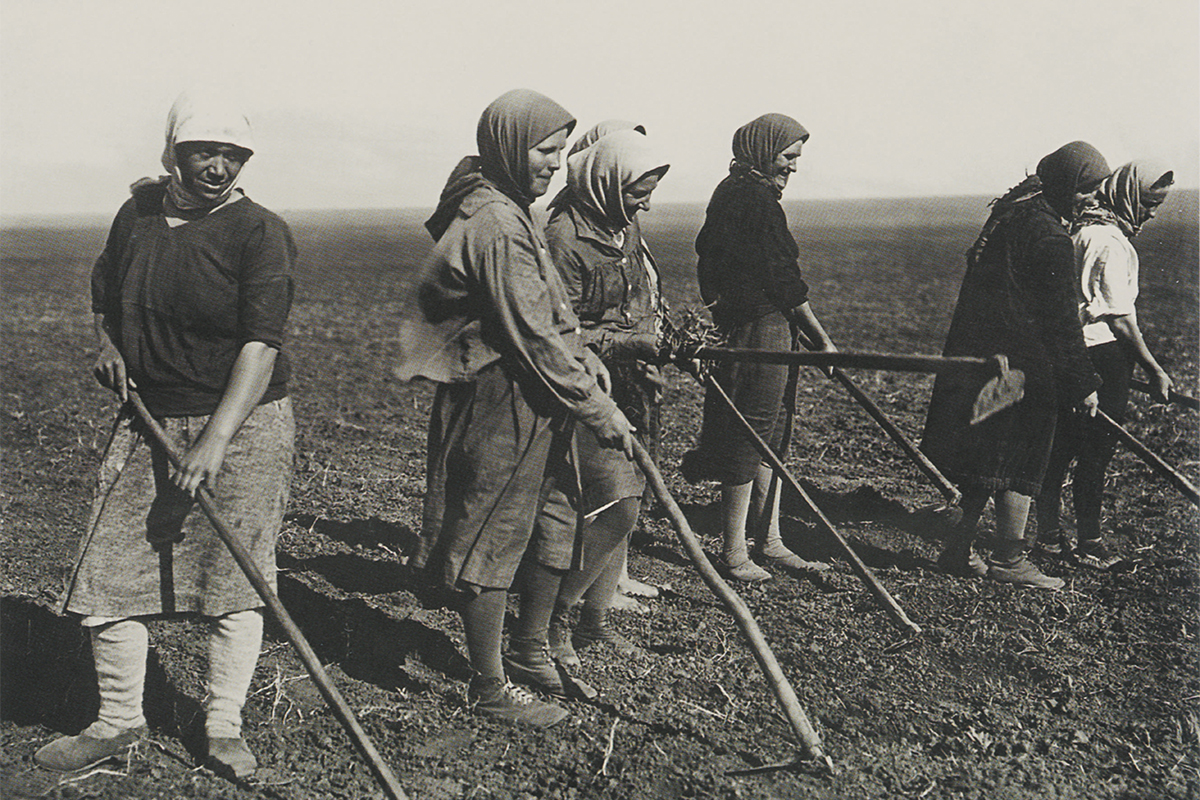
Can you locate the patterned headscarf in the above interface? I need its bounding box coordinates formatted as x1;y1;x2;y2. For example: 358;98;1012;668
731;113;809;175
567;129;669;230
1074;160;1174;237
158;90;255;212
426;89;575;240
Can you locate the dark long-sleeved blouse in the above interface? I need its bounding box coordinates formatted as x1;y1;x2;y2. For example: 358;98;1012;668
695;170;809;323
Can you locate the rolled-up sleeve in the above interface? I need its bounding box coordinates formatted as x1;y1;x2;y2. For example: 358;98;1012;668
90;201;135;315
238;216;296;349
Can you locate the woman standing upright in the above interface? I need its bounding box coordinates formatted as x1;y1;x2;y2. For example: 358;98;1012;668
399;90;634;726
923;141;1109;589
37;91;296;779
505;128;670;679
683;113;837;582
1036;161;1175;569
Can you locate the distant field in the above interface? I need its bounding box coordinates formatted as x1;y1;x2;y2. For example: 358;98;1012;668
2;192;1198;799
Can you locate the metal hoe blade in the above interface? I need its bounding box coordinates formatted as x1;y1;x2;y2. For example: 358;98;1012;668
971;355;1025;425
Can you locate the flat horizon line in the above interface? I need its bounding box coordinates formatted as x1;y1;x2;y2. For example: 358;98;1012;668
4;188;1197;228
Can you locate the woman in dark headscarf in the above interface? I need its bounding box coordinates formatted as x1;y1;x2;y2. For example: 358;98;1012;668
398;89;634;726
36;91;295;779
1036;161;1175;570
683;113;837;583
922;141;1109;589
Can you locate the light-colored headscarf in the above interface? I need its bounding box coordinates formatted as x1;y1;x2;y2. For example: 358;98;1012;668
569;119;646;157
1075;160;1174;237
158;90;255;212
426;89;575;240
731;113;809;176
567;129;669;230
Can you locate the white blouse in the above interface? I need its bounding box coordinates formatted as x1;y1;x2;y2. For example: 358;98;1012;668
1073;223;1139;348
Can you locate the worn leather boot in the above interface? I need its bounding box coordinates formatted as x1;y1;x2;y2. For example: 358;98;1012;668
503;638;566;697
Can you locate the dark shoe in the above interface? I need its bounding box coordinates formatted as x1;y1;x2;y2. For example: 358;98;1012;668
548;614;580;668
205;736;257;779
468;676;568;727
988;554;1065;590
938;544;988;578
573;609;645;658
34;723;147;773
1075;538;1126;571
503;640;566;697
1034;528;1071;557
722;557;771;583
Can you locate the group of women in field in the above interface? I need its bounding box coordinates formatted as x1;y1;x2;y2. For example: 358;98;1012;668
34;88;1177;776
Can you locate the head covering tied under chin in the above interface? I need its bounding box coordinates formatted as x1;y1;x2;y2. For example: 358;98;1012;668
548;119;646;213
142;91;256;213
425;89;575;240
1035;140;1110;218
567;129;668;231
1074;160;1174;237
730;113;809;179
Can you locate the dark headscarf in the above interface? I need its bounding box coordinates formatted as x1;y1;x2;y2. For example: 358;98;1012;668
1035;141;1110;215
425;89;575;240
731;113;810;175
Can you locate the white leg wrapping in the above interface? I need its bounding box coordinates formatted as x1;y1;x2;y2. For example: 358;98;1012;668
88;618;149;735
204;609;264;739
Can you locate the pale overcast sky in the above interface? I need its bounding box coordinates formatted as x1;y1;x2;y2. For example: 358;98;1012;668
1;0;1197;215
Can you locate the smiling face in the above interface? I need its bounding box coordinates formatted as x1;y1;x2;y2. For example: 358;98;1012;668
768;139;804;191
621;172;662;220
176;141;250;202
527;128;569;199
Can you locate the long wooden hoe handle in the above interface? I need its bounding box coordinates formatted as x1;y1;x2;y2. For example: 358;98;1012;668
126;391;410;800
785;329;961;506
693;348;992;374
1096;410;1199;507
629;437;832;769
826;367;961;505
702;374;923;635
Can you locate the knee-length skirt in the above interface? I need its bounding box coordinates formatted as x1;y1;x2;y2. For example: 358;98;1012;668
415;361;580;593
686;310;797;485
61;397;294;619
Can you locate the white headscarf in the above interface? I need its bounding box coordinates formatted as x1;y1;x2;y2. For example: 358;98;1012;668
160;90;255;212
566;129;668;230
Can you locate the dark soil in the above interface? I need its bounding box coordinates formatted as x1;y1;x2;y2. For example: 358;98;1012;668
2;205;1198;799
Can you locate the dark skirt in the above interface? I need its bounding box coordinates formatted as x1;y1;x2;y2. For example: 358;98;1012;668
61;398;294;619
686;310;796;485
415;361;580;593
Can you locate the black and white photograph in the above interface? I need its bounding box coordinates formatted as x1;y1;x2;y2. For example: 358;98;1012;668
2;1;1197;798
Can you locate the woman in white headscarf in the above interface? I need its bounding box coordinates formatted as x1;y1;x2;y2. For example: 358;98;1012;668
36;91;296;779
500;128;669;689
1036;161;1175;569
